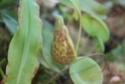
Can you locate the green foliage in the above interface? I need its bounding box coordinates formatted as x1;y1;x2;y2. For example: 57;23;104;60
82;14;109;42
58;0;109;84
0;59;5;78
70;58;103;84
82;14;109;52
0;0;18;34
106;41;125;61
4;0;42;84
93;37;105;52
1;10;17;34
0;0;18;8
59;0;106;18
59;0;110;52
0;0;111;83
79;0;106;18
59;0;107;84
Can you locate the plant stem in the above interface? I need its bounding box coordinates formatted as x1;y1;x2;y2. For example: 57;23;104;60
0;59;5;78
0;68;4;78
69;0;82;56
47;65;69;84
75;19;82;55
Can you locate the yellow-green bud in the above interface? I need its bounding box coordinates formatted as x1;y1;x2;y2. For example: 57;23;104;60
51;16;76;64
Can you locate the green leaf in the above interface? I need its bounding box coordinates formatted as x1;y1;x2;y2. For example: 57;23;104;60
1;10;17;34
79;0;106;18
70;58;103;84
4;0;42;84
40;19;63;72
0;0;18;9
69;0;82;25
82;14;109;42
69;0;81;15
93;37;105;52
73;10;79;21
59;0;106;18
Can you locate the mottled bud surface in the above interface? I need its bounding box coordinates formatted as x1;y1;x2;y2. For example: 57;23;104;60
51;16;76;64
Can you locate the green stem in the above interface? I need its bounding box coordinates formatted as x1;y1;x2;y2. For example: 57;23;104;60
0;59;5;78
69;0;82;55
75;19;82;55
0;68;4;78
47;65;69;84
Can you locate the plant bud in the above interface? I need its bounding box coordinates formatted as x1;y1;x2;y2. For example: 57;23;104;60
51;16;76;64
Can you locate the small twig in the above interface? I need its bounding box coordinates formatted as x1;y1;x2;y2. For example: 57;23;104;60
47;53;109;83
47;65;69;84
71;53;104;65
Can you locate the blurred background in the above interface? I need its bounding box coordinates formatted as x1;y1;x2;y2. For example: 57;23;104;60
0;0;125;84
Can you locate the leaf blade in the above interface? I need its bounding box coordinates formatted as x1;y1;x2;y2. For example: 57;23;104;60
82;14;109;42
1;10;17;34
70;58;103;84
4;0;42;84
59;0;106;18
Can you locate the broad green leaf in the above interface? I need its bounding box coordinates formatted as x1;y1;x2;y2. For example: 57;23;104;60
79;0;106;18
4;0;42;84
82;14;109;42
59;0;106;18
40;19;63;72
70;58;103;84
1;10;17;34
